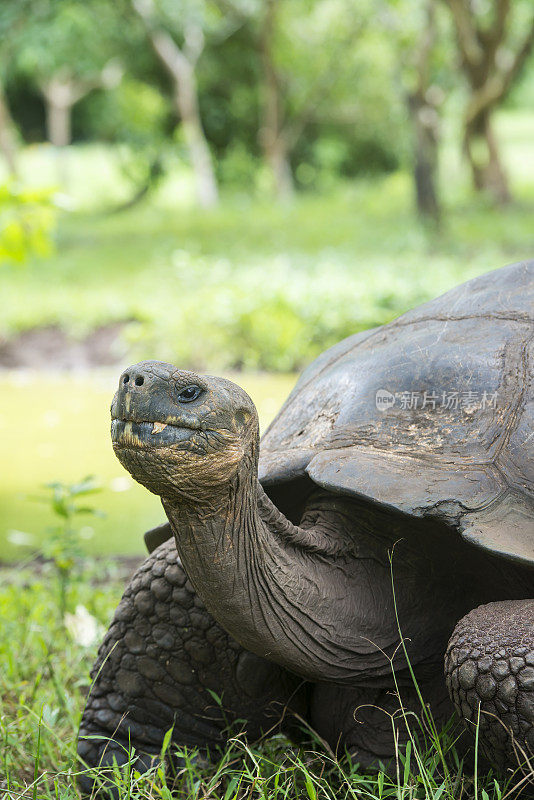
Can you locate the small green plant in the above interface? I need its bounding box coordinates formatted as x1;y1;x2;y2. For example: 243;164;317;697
39;476;104;619
0;183;56;266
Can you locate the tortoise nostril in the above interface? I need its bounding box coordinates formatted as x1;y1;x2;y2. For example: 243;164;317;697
135;375;144;387
123;374;129;384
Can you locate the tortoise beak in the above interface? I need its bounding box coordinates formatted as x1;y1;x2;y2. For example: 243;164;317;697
111;361;202;448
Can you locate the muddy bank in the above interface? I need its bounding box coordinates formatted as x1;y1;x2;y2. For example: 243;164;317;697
0;553;144;583
0;323;129;369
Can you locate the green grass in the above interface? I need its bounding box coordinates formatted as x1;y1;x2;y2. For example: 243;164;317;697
1;110;533;372
1;560;530;799
0;371;296;560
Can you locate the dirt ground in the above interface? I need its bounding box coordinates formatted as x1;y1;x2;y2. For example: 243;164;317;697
0;323;128;370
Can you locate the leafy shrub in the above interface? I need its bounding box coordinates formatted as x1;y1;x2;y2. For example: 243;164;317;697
79;78;170;146
0;184;55;265
123;249;438;372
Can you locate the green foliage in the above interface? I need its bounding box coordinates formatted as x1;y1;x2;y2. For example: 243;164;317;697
0;557;528;797
79;78;171;197
276;0;408;179
0;0;34;82
0;184;56;265
3;0;409;183
83;78;170;145
35;477;104;618
0;0;532;192
217;142;259;188
200;23;261;161
13;0;122;83
130;247;434;371
1;122;533;368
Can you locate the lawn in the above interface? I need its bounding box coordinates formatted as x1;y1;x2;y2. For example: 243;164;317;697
1;558;529;799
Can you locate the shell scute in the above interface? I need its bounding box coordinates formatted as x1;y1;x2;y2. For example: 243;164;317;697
259;261;534;565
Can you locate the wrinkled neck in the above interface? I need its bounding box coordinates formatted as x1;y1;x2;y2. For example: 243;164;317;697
256;483;349;557
161;465;349;676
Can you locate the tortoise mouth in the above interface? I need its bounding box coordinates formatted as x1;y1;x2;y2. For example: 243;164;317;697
111;418;200;448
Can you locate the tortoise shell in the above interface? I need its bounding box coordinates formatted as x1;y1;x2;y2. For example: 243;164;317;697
259;261;534;566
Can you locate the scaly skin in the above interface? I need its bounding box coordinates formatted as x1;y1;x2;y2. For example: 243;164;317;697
445;600;534;772
78;539;307;794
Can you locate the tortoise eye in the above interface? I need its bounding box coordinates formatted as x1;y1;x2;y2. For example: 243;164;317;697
177;385;202;403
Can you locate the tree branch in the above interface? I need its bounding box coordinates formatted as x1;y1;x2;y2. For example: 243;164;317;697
488;0;510;48
183;22;205;66
445;0;484;66
475;0;510;74
39;69;114;108
212;0;250;24
132;0;192;81
465;15;534;123
500;16;534;97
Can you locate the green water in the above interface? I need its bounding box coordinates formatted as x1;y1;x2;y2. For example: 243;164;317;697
0;371;296;560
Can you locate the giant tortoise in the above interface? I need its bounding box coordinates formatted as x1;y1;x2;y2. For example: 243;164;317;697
78;260;533;789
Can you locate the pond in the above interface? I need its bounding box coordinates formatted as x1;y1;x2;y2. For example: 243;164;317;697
0;370;296;560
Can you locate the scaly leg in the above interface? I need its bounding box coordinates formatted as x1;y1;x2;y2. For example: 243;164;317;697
445;599;534;772
77;539;307;794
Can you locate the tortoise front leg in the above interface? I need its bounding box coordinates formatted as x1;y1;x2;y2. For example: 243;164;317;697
445;599;534;773
77;539;307;795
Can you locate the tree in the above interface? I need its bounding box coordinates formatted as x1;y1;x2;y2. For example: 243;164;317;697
132;0;219;208
443;0;534;203
39;63;122;151
212;0;291;196
222;0;373;198
0;1;35;177
15;0;123;182
386;0;449;222
406;1;441;222
84;77;169;211
259;0;294;198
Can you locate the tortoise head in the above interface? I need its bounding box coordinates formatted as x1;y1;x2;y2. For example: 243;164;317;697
111;361;258;501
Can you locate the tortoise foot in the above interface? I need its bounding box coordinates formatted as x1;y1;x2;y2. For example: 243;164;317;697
77;539;307;795
445;599;534;775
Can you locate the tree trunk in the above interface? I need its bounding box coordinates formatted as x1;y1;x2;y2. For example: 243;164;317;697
259;0;294;200
270;137;293;199
443;0;534;204
132;0;218;209
41;77;77;187
171;64;218;209
40;67;121;187
45;97;72;149
262;129;293;200
409;95;440;222
41;76;80;148
464;106;510;204
0;84;18;177
405;0;440;222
